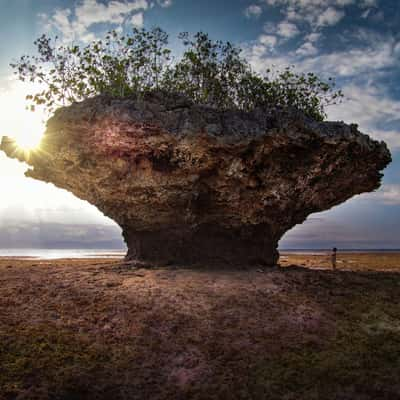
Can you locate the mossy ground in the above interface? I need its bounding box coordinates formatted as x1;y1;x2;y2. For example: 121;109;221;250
0;255;399;399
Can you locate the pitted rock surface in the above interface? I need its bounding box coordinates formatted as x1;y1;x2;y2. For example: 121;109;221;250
1;92;391;266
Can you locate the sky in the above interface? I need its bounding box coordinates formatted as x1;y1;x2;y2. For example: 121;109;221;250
0;0;399;250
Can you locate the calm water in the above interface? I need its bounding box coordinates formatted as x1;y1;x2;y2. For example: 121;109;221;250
0;248;399;260
0;249;126;259
281;249;400;255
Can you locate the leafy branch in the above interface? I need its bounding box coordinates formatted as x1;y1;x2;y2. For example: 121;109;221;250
11;28;343;121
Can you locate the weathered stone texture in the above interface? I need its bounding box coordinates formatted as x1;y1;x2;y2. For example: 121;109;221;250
1;92;391;266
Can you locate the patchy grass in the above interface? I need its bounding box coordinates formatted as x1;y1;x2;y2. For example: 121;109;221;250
0;256;399;399
0;326;132;399
251;313;400;400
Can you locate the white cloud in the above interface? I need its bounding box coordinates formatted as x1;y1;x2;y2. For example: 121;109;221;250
327;84;400;151
131;12;144;27
328;85;400;126
359;0;377;7
335;0;355;5
157;0;173;7
244;4;263;18
296;41;318;56
371;131;400;151
245;33;396;78
51;8;72;34
258;34;278;49
317;7;345;26
249;44;269;57
296;42;396;77
265;0;355;7
74;0;148;26
265;0;350;28
43;0;149;42
363;185;400;205
277;21;300;38
305;32;322;42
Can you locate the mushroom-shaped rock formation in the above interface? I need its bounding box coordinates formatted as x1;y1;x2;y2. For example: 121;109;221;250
1;93;391;266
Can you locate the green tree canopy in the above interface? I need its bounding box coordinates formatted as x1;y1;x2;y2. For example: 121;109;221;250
11;28;343;121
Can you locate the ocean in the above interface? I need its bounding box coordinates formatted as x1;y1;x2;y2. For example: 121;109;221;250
0;248;399;260
0;249;126;259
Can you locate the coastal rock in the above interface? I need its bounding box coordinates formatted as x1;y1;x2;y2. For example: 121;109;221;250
1;92;391;266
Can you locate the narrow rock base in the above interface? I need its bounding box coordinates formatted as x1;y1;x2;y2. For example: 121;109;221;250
122;224;279;267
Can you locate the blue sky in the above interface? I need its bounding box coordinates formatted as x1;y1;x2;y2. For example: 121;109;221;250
0;0;399;249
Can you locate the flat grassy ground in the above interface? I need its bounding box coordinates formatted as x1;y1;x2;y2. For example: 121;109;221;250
0;254;399;400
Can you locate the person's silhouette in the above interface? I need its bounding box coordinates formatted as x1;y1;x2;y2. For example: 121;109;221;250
331;247;337;270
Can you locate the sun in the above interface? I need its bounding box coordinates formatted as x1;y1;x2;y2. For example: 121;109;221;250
4;108;46;151
2;110;46;151
0;80;46;151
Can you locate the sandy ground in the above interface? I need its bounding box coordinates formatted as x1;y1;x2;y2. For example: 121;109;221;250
280;251;400;272
0;254;399;400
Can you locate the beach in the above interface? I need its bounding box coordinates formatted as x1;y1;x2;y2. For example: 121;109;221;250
0;253;399;399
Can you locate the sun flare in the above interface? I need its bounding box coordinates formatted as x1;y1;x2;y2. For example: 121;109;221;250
12;116;45;151
4;109;45;151
0;79;46;151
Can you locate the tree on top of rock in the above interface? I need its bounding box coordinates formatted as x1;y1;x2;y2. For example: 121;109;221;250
11;27;343;121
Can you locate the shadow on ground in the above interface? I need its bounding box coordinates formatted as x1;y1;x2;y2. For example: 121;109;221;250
0;257;399;400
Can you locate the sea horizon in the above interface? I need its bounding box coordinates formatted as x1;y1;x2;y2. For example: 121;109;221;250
0;248;126;259
0;247;400;260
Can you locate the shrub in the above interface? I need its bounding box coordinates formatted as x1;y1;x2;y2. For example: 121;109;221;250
11;28;343;121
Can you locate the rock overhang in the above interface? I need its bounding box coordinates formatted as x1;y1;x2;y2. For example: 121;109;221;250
1;92;392;266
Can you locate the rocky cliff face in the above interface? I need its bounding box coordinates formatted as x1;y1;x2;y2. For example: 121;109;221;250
1;92;391;266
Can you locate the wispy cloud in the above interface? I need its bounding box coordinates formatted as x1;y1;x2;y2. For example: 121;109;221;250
261;0;385;35
41;0;150;42
295;41;318;56
156;0;173;7
264;0;352;28
327;84;400;149
258;34;278;49
296;42;396;77
316;7;345;26
0;221;124;249
362;184;400;205
359;0;378;7
245;18;398;77
244;38;397;78
243;19;400;150
131;12;144;27
244;4;263;18
277;20;300;38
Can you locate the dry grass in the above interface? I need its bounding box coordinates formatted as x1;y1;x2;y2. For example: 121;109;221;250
0;254;399;399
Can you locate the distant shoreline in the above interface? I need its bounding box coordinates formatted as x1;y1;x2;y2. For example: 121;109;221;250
0;249;126;259
281;249;400;254
0;248;399;260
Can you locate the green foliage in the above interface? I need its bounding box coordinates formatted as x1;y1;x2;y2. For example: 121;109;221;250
11;28;343;120
162;32;249;110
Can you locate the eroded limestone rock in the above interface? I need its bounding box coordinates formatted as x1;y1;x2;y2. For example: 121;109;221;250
1;92;391;266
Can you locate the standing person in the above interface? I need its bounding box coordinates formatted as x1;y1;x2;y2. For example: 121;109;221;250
331;247;337;270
